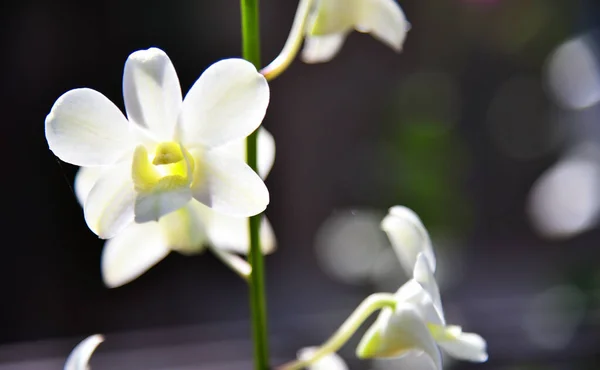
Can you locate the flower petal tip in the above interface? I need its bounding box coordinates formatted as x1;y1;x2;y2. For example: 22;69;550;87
64;334;105;370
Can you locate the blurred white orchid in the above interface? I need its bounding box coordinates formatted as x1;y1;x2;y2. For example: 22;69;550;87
75;128;277;288
302;0;410;63
381;206;436;276
64;334;104;370
298;347;348;370
357;254;488;369
46;47;270;239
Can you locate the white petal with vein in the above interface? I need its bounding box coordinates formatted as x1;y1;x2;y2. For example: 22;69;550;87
46;88;134;166
178;59;269;148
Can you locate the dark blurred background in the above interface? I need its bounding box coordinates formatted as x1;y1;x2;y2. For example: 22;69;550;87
1;0;600;368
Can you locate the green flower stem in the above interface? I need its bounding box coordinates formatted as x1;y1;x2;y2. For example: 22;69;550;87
240;1;270;369
260;0;313;81
279;293;397;370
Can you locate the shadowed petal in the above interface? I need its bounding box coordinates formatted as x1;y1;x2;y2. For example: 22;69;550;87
355;0;410;51
123;47;182;139
84;161;135;239
101;221;169;288
74;166;105;206
302;33;348;64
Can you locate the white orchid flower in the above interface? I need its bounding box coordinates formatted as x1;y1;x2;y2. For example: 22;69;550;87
64;334;104;370
75;128;277;288
302;0;410;63
298;347;349;370
357;254;488;368
46;47;270;239
381;206;436;277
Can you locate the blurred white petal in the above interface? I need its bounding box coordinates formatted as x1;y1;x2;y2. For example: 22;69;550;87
413;253;444;321
302;33;348;64
64;334;104;370
305;0;409;63
436;331;488;363
357;303;442;370
158;201;207;254
101;221;169;288
395;280;445;326
298;347;349;370
382;206;436;275
355;0;410;51
203;210;276;254
208;246;251;279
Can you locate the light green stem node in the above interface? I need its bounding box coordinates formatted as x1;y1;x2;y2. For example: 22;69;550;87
279;293;397;370
260;0;313;81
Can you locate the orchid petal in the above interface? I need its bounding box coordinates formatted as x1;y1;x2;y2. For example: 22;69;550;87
46;88;134;166
191;150;269;217
355;0;410;52
203;210;276;254
395;279;445;326
134;188;192;223
74;166;105;206
357;303;443;370
64;334;104;370
178;59;269;148
159;201;207;254
437;330;488;363
308;0;357;35
414;253;444;321
298;348;349;370
101;221;169;288
123;47;182;140
302;33;348;64
84;161;135;239
382;206;436;275
208;246;252;279
211;127;276;179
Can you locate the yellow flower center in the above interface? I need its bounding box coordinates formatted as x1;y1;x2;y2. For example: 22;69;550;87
132;142;195;193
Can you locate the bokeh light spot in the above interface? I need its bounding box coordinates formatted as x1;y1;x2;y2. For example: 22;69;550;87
527;143;600;240
545;34;600;110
